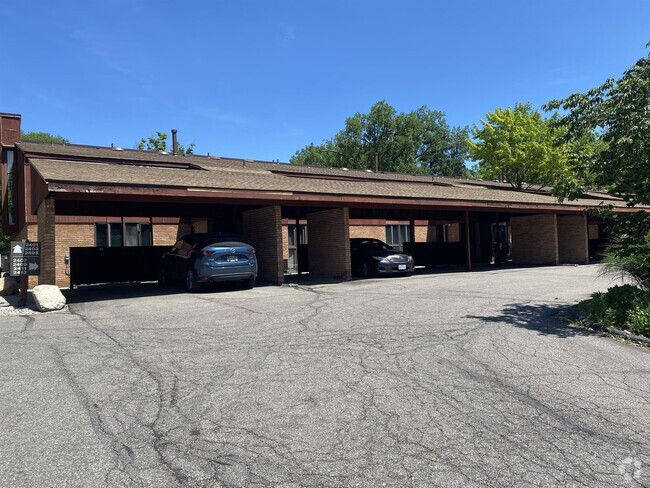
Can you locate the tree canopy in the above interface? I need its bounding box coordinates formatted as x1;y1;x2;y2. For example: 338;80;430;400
20;131;69;144
137;131;195;155
545;49;650;206
545;47;650;286
469;102;566;191
290;101;469;177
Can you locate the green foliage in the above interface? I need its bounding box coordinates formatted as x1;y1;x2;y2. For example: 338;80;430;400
469;102;567;191
137;131;195;155
0;234;9;252
545;49;650;206
545;48;650;298
627;306;650;337
20;131;69;144
580;284;650;337
600;228;650;289
291;101;469;176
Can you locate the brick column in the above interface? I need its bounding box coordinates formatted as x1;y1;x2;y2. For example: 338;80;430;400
307;207;351;280
558;215;589;264
37;198;56;285
510;214;559;265
242;206;283;284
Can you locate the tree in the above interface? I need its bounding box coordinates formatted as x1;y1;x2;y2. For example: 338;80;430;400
468;102;566;191
290;101;469;176
137;131;195;155
544;49;650;206
20;131;69;144
545;48;650;285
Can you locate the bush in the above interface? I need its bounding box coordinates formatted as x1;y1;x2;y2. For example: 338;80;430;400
0;234;9;252
628;306;650;337
579;284;650;337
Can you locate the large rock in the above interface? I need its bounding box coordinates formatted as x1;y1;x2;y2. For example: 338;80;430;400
0;277;19;296
32;285;66;312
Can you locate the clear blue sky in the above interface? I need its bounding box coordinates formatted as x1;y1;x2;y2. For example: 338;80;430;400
1;0;648;162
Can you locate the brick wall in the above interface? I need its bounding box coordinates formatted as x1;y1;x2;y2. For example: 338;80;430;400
54;223;95;287
307;208;351;280
511;214;559;265
37;198;56;285
558;215;589;264
414;226;428;243
242;206;283;284
153;224;182;246
349;225;385;241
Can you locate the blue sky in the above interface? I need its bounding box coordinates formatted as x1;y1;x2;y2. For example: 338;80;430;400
1;0;648;162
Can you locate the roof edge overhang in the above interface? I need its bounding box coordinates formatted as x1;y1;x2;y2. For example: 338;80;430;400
31;180;639;216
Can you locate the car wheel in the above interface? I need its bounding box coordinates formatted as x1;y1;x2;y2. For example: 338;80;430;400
361;263;369;277
245;276;256;289
185;267;202;293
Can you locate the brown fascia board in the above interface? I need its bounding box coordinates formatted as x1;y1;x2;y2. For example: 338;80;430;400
34;180;635;216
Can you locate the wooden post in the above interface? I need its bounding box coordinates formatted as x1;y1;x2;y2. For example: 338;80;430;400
465;211;472;271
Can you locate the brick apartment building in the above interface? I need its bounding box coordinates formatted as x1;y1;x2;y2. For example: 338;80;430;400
1;112;632;288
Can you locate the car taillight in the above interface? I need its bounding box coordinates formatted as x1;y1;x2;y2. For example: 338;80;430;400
248;248;255;254
198;250;215;256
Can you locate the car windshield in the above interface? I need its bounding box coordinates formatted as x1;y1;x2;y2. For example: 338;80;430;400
360;240;393;251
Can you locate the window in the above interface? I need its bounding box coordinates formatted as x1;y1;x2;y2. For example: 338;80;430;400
287;224;307;270
5;149;15;226
95;222;153;247
386;224;410;251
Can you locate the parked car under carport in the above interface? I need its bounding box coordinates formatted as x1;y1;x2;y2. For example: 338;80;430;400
350;238;415;277
159;233;258;292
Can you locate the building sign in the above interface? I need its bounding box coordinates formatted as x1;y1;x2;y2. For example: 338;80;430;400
10;241;41;276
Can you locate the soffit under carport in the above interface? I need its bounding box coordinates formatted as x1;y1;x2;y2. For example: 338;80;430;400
28;157;637;216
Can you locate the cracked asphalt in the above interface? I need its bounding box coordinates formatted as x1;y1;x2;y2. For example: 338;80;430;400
1;264;649;487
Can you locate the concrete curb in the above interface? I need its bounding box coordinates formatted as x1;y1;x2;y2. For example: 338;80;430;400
575;309;650;346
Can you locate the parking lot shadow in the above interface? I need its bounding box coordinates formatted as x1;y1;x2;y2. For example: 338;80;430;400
466;303;591;338
64;280;272;304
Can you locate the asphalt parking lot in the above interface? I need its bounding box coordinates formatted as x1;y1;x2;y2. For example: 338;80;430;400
0;265;648;487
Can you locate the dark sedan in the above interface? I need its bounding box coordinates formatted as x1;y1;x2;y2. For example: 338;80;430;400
350;238;415;277
159;233;258;292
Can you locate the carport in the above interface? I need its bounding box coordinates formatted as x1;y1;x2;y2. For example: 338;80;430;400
3;130;636;289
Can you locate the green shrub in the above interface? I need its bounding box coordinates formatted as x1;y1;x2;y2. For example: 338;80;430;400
627;306;650;337
579;285;650;337
581;285;644;326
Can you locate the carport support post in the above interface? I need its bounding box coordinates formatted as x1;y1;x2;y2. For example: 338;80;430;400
465;211;472;271
306;207;351;280
37;197;56;285
242;206;284;284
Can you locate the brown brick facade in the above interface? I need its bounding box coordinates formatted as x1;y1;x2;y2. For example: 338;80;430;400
54;223;95;287
349;225;386;241
510;214;559;265
242;206;284;284
153;224;182;246
558;215;589;264
37;198;56;285
307;208;351;280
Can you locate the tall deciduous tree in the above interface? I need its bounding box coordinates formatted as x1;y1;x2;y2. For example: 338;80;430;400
290;101;469;176
545;49;650;206
545;48;650;284
469;102;565;191
137;131;195;155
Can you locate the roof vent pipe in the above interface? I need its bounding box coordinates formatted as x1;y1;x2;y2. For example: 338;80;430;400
171;129;178;155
